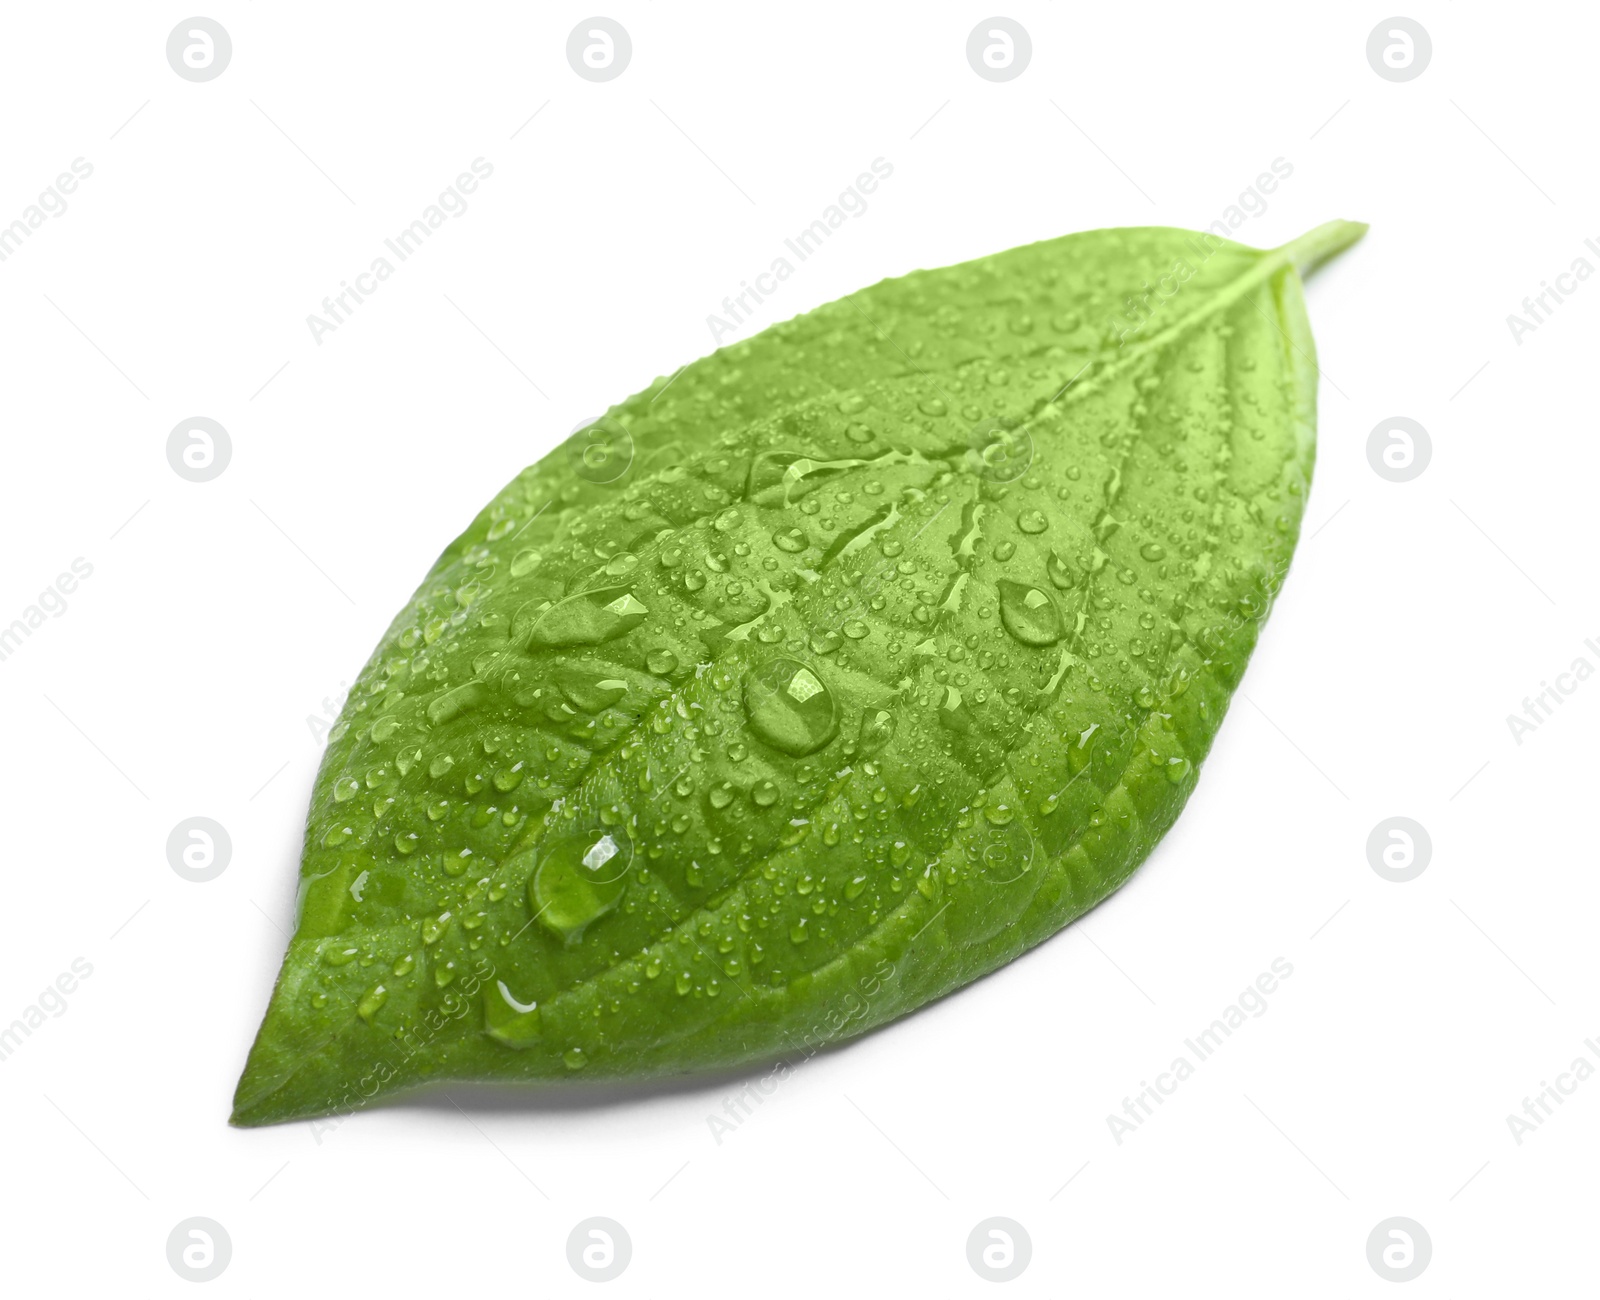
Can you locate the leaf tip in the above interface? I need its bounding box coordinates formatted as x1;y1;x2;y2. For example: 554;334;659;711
229;1055;283;1127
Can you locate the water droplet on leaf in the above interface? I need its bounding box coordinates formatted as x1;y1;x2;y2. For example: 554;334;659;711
529;824;634;946
526;587;648;648
743;658;839;757
998;580;1065;646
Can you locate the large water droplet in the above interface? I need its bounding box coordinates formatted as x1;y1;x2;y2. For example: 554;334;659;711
525;586;648;648
938;685;975;733
856;705;896;755
1046;550;1076;589
743;658;839;757
747;450;865;507
998;581;1065;646
428;681;484;725
554;663;628;713
356;984;388;1022
529;824;634;946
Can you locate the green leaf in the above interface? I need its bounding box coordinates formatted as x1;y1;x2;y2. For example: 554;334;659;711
232;220;1364;1126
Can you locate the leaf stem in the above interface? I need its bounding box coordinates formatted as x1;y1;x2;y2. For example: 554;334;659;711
1279;220;1368;278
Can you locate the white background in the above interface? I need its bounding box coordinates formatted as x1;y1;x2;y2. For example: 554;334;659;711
1;3;1594;1293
